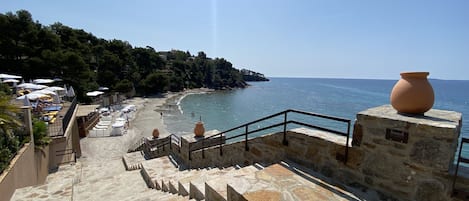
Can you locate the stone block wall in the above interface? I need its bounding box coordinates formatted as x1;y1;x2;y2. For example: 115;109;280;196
351;105;463;201
172;128;348;172
173;132;285;169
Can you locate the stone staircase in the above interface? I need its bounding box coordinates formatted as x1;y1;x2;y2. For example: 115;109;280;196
123;152;381;201
11;157;188;201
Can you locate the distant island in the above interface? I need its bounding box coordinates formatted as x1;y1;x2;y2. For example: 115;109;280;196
0;10;267;102
241;69;269;82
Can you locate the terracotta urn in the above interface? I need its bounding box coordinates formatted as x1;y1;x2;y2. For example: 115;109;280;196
152;128;160;139
194;121;205;137
390;72;434;114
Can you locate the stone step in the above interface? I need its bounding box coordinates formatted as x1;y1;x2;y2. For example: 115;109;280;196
122;151;145;171
189;167;237;200
160;167;213;195
141;156;179;189
177;168;221;197
205;165;261;201
227;162;369;201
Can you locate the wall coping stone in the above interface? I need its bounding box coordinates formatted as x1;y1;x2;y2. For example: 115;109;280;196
180;130;221;144
358;105;462;129
290;127;349;146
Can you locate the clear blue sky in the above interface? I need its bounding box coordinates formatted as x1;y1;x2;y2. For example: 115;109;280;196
2;0;469;80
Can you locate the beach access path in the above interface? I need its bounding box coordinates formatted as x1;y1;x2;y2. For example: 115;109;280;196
12;89;213;200
79;96;169;163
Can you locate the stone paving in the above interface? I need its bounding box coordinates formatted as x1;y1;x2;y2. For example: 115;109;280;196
10;163;80;201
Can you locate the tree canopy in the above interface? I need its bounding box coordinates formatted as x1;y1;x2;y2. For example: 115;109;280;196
0;10;268;102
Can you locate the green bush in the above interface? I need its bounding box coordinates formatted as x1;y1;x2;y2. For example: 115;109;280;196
33;120;51;146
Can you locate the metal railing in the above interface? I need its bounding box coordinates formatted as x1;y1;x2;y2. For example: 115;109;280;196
47;96;77;137
128;137;146;152
139;134;181;159
188;109;351;163
452;137;469;199
153;134;181;154
62;97;77;132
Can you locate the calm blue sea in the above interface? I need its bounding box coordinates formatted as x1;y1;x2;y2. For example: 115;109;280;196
164;78;469;157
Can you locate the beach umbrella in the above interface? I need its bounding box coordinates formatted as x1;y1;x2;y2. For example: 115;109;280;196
23;95;31;106
0;73;22;79
67;86;75;97
33;78;55;84
2;79;20;83
52;93;61;104
33;89;57;95
98;86;109;91
16;93;48;100
86;91;104;97
17;83;48;90
46;86;65;91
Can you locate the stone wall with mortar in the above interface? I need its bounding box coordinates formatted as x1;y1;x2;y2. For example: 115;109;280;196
350;105;465;201
165;105;468;201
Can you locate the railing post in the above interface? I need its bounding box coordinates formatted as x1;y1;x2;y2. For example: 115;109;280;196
202;138;205;158
169;135;172;151
283;111;288;145
452;138;465;194
245;125;249;151
219;133;223;156
344;121;350;164
188;143;192;160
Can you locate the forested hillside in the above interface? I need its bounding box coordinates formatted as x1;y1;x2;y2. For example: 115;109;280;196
0;10;253;101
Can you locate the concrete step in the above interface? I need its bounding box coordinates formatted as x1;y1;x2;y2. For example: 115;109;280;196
140;156;179;189
227;162;368;201
189;167;237;200
122;151;145;170
205;165;261;201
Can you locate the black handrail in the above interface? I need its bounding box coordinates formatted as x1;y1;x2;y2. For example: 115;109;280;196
62;96;77;132
189;109;351;164
452;137;469;198
150;134;181;155
128;137;146;152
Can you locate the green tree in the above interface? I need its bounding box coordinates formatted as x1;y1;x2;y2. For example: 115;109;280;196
0;93;23;172
0;93;22;140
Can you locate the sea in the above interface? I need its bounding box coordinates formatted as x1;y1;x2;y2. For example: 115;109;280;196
163;77;469;158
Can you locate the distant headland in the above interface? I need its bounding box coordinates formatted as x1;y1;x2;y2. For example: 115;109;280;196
241;69;269;82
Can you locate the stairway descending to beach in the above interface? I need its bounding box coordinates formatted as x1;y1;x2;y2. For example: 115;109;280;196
122;152;379;201
11;157;188;201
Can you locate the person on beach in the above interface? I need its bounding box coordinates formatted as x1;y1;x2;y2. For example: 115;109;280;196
160;112;163;118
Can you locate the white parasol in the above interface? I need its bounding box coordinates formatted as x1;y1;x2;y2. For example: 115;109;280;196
33;79;55;84
16;93;48;100
2;79;20;83
0;73;22;79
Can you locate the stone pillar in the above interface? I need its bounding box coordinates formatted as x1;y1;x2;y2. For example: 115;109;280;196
21;106;33;143
179;130;225;168
353;105;462;201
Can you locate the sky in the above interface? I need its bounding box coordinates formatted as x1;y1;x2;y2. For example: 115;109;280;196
1;0;469;80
